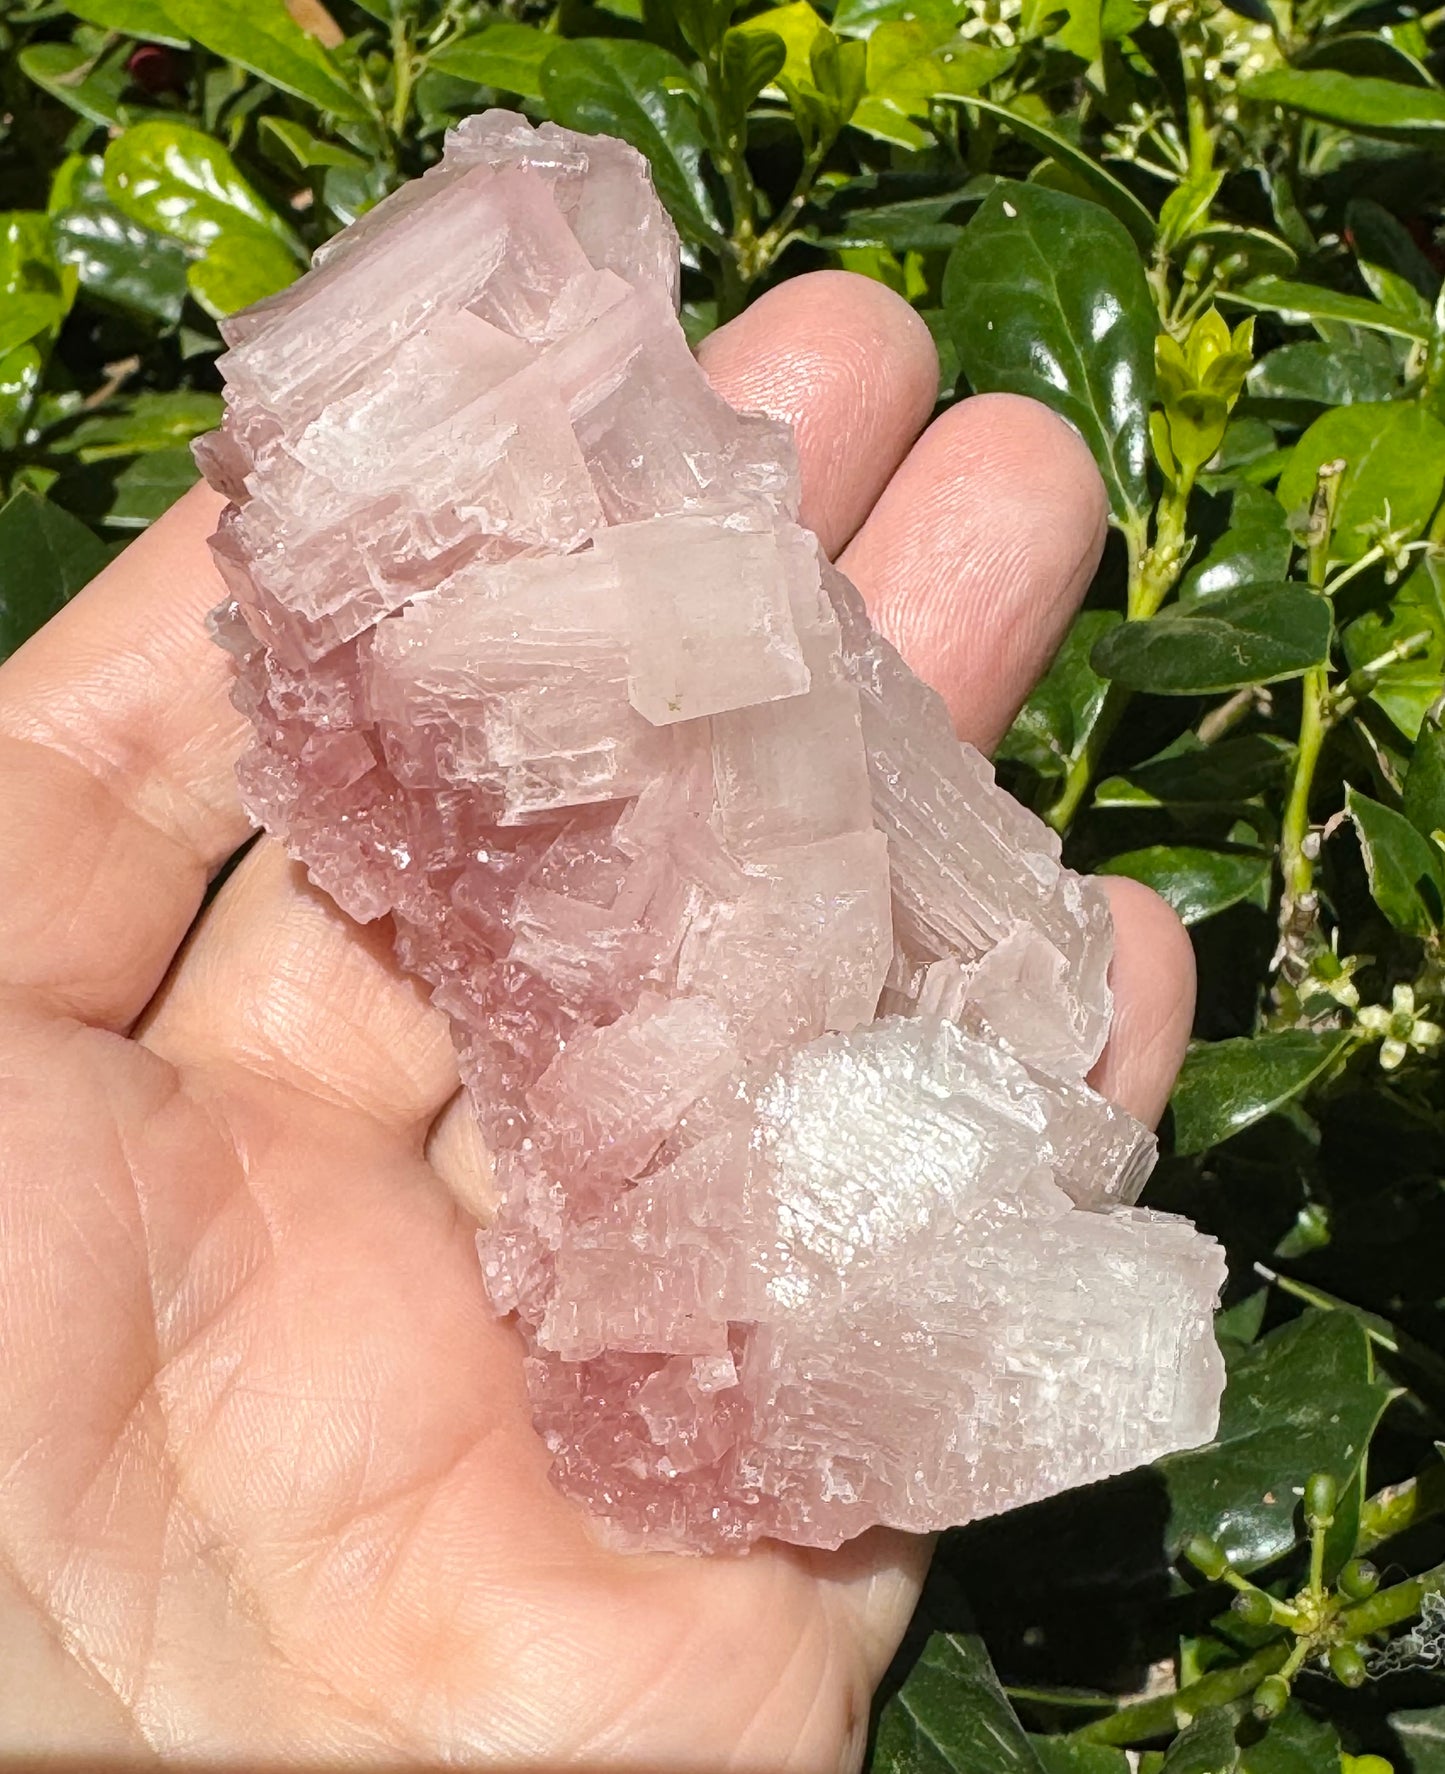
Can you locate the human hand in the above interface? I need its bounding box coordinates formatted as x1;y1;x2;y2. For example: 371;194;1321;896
0;270;1194;1769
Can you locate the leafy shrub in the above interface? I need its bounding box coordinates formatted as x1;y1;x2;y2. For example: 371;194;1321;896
3;0;1445;1763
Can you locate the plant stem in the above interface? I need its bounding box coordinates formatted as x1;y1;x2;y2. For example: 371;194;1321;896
1073;1561;1445;1747
1071;1642;1290;1745
1275;460;1345;976
1044;481;1193;834
389;10;415;141
1359;1461;1445;1554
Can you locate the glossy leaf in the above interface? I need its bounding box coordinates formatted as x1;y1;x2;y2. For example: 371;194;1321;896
48;153;189;324
541;40;721;248
1160;1708;1238;1773
1342;555;1445;738
258;117;367;171
113;447;200;527
103;121;302;257
0;345;43;452
1095;734;1293;807
833;0;966;29
429;23;553;98
1347;787;1445;935
1092;584;1332;694
719;27;788;122
853;24;1011;141
1347;197;1440;303
943;183;1155;522
1244;67;1445;137
1161;1309;1391;1569
1237;1705;1343;1773
955;98;1155;250
64;0;188;45
1275;402;1445;562
1183;486;1293;598
1031;1742;1130;1773
161;0;369;118
186;230;298;316
1393;1707;1445;1772
998;609;1119;780
873;1631;1045;1773
1246;340;1399;407
18;42;147;130
1404;716;1445;844
0;489;109;662
1097;847;1271;924
1229;276;1430;343
48;389;222;460
1170;1030;1356;1154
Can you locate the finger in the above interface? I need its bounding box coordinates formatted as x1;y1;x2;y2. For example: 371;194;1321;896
0;482;250;1028
140;838;457;1134
698;269;940;557
838;392;1110;752
155;274;943;1132
1089;876;1196;1127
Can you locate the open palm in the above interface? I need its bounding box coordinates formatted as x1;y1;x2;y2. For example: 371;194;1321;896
0;271;1195;1768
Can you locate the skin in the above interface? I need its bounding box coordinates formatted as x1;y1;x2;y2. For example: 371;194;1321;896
0;270;1195;1769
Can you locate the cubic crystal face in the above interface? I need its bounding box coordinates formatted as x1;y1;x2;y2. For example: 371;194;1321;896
200;109;1226;1553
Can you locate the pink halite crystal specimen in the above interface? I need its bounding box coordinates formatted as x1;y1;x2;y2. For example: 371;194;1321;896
199;110;1227;1553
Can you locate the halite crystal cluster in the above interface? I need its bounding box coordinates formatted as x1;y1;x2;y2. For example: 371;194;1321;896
199;110;1226;1552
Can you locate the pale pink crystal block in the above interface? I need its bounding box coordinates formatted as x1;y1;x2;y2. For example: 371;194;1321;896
199;110;1225;1553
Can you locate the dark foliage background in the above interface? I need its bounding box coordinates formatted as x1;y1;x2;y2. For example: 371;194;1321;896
2;0;1445;1764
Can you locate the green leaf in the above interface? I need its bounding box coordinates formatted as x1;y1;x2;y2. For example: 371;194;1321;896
858;21;1012;127
1032;1741;1130;1773
1170;1030;1355;1155
998;609;1118;780
1160;1708;1238;1774
428;23;553;99
1246;340;1399;407
1097;847;1271;925
1095;734;1293;808
48;153;189;324
1182;486;1293;598
0;345;43;453
1342;554;1445;739
160;0;368;118
1404;715;1445;844
1229;276;1430;343
1244;67;1445;138
1346;786;1445;935
0;211;70;356
257;117;367;172
0;488;109;663
64;0;189;46
873;1631;1045;1774
101;445;200;527
1347;197;1440;304
720;26;787;122
47;389;222;460
833;0;967;29
1393;1706;1445;1772
1092;584;1332;695
1237;1704;1342;1773
103;120;301;258
541;40;721;248
943;183;1154;523
1161;1309;1392;1569
18;42;155;130
186;230;299;316
956;99;1155;251
732;0;827;83
1275;401;1445;563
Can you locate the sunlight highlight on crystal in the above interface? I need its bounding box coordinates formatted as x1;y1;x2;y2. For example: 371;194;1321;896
198;110;1226;1552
